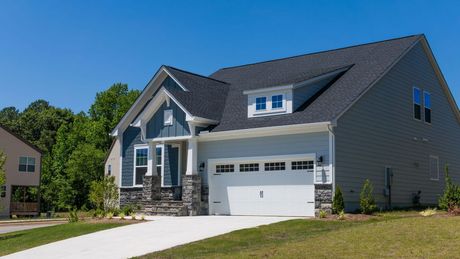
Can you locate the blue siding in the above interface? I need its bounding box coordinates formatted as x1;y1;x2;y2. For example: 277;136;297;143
146;100;190;139
163;145;179;186
121;126;143;186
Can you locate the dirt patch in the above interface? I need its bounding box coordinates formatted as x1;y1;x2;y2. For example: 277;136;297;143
80;218;144;224
315;213;376;221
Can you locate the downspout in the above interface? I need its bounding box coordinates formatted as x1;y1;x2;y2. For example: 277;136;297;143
327;123;336;195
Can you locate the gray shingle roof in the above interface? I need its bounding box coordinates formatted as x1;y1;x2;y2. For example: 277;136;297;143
160;35;421;132
164;66;229;121
206;35;421;132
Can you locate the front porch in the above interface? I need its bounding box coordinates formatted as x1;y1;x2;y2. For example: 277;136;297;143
120;138;207;216
10;185;40;216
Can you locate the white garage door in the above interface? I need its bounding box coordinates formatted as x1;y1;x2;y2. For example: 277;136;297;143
208;154;316;217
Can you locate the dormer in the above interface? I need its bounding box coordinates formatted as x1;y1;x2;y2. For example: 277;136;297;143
245;86;293;118
244;66;350;118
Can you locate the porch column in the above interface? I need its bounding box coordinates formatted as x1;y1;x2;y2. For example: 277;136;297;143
183;137;201;215
186;138;198;175
143;141;161;203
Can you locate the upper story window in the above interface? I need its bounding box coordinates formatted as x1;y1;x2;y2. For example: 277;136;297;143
156;146;163;175
19;156;35;173
107;165;112;176
271;95;283;109
164;109;173;126
413;87;421;120
255;97;267;111
134;147;148;186
424;91;431;123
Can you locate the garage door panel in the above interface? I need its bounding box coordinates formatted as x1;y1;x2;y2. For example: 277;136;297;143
210;169;315;217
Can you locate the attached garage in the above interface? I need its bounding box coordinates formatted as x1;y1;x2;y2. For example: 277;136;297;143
208;154;317;217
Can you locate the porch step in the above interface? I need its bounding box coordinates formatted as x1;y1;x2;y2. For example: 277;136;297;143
160;187;182;201
142;200;188;216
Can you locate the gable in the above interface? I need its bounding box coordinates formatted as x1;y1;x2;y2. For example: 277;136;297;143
146;99;190;139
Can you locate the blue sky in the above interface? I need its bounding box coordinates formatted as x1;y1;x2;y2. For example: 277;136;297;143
1;0;459;113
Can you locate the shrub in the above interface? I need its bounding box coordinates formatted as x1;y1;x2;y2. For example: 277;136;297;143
420;208;437;217
106;212;114;219
360;179;377;214
121;204;136;215
319;210;327;218
89;176;119;213
131;213;136;220
119;212;125;220
140;214;145;221
332;185;345;214
338;210;346;220
438;165;460;214
11;214;18;219
68;208;79;223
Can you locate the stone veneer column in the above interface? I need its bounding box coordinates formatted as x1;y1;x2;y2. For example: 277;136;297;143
182;137;201;215
315;184;333;216
142;141;161;204
182;175;201;216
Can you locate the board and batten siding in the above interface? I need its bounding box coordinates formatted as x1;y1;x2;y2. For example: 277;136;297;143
334;42;460;210
198;132;330;185
146;100;190;139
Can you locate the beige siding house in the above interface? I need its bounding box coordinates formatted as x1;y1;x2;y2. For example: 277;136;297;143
0;125;42;217
105;139;121;187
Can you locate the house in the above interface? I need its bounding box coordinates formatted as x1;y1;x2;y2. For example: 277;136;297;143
0;125;42;217
106;35;460;217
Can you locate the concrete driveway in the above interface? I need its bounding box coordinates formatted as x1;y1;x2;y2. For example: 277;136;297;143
0;222;63;234
4;216;298;259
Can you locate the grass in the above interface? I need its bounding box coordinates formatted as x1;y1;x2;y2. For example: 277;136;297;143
139;212;460;258
0;220;133;256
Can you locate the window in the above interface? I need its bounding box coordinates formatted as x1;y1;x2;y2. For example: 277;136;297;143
292;161;314;170
255;97;267;111
264;162;286;171
19;157;35;172
239;163;259;172
429;156;439;180
424;91;431;123
0;186;5;198
107;165;112;176
156;146;162;175
134;148;148;185
216;164;234;173
164;109;173;126
271;95;283;109
413;87;421;120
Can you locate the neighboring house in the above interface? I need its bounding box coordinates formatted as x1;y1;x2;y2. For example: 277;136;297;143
105;34;460;217
0;125;42;217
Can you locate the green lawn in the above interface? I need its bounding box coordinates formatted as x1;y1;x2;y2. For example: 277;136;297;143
0;221;133;256
140;213;460;258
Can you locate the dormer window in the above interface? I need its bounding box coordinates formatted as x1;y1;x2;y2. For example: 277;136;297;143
256;97;267;111
272;95;283;109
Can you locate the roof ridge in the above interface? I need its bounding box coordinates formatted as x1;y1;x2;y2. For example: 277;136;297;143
164;65;230;85
213;34;423;72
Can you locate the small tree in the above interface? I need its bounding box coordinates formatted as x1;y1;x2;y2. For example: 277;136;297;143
332;185;345;214
360;179;377;214
439;165;460;214
89;176;119;212
0;151;6;211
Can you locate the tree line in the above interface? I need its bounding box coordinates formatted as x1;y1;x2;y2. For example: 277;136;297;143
0;83;139;211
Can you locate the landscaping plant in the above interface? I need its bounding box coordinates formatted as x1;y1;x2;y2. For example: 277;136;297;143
438;165;460;215
332;185;345;214
360;179;377;214
338;210;346;220
119;212;125;220
68;208;79;223
89;176;119;213
420;208;437;217
319;210;327;218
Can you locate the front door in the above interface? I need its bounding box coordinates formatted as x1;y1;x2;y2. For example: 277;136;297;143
162;144;180;187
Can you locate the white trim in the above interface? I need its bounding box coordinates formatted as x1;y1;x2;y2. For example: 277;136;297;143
243;84;293;95
198;122;331;142
146;135;192;143
429;155;440;181
328;125;336;193
164;109;173;126
163;68;189;92
161;144;181;187
208;153;317;165
247;90;292;118
133;145;149;187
